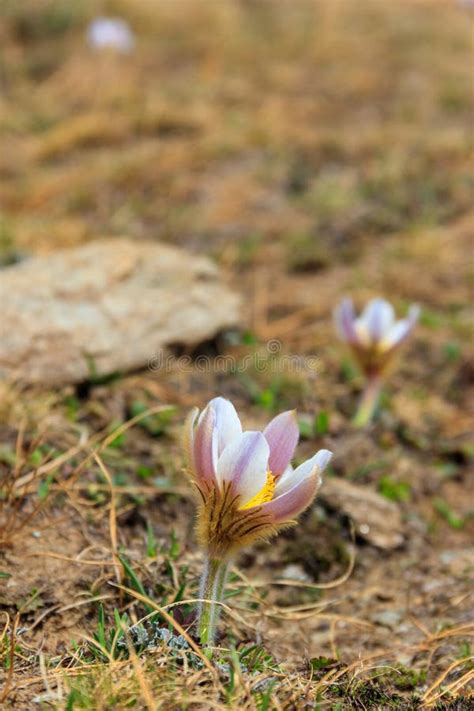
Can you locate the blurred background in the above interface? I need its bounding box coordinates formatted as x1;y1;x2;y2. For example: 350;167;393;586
1;0;471;261
1;0;472;411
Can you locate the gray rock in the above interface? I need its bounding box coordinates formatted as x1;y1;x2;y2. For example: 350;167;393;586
0;238;240;385
320;478;404;550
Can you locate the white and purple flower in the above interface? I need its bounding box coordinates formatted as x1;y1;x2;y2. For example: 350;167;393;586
334;297;419;376
185;397;332;558
86;17;135;54
334;297;420;426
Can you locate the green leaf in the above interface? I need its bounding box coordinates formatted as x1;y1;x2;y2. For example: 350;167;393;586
137;465;153;480
419;308;442;329
378;476;411;503
340;358;357;383
119;555;154;613
29;448;43;466
38;475;54;500
256;389;275;410
146;521;157;558
64;395;80;420
314;410;329;435
433;497;465;529
167;529;180;561
443;341;461;362
241;330;258;345
65;689;80;711
309;656;338;671
95;603;106;649
298;418;313;440
107;427;126;449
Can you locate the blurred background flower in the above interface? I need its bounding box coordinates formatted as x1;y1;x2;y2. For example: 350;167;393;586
334;296;420;426
86;16;135;53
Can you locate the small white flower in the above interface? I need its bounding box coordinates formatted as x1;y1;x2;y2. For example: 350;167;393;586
334;297;419;376
334;297;420;426
87;17;135;54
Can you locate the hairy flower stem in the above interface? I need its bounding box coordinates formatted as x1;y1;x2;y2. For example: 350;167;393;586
197;556;229;647
353;376;383;428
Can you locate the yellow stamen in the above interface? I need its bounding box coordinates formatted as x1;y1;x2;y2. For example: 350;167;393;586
240;471;275;510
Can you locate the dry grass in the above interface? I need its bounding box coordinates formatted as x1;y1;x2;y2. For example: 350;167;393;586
1;0;473;708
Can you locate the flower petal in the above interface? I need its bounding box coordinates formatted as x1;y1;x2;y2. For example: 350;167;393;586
264;410;299;478
312;448;333;471
258;473;320;522
358;298;395;343
381;304;420;350
183;407;198;476
216;431;269;505
194;405;218;484
275;449;332;496
274;464;294;496
208;397;242;456
334;298;358;344
257;449;332;522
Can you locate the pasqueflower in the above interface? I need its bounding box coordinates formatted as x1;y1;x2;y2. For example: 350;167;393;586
334;297;419;426
87;17;135;53
184;397;332;644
